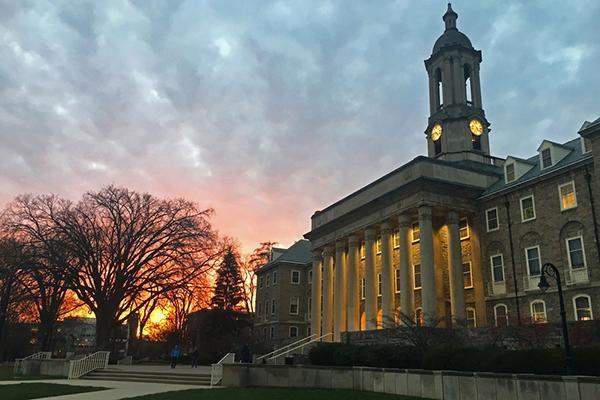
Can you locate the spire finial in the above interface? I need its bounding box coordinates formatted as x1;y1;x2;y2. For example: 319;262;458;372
443;3;458;31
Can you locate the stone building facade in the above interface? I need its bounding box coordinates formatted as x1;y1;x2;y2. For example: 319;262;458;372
298;4;600;343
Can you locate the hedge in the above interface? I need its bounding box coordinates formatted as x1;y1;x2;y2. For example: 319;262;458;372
308;343;600;376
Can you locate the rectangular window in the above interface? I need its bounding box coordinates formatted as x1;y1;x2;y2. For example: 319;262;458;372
395;268;401;293
376;238;382;254
531;301;547;324
259;275;264;289
411;222;420;243
360;242;366;259
291;270;300;284
559;181;577;211
459;217;469;240
270;326;275;339
266;273;270;287
525;246;541;276
486;207;499;232
463;262;473;289
520;195;536;222
582;137;592;154
505;163;516;183
466;308;477;328
541;148;552;169
361;278;366;299
265;301;269;319
413;264;422;289
271;299;276;315
378;273;382;297
289;326;298;338
307;298;312;320
289;297;299;315
490;254;505;283
272;271;277;285
308;269;313;284
393;229;400;248
567;237;586;269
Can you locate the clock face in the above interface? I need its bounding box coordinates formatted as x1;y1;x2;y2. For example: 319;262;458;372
469;119;484;136
431;123;442;141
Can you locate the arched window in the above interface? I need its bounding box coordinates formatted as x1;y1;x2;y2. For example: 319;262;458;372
573;295;593;321
464;64;473;105
289;326;298;338
415;308;424;326
466;307;477;328
530;300;547;324
436;68;443;110
494;304;509;327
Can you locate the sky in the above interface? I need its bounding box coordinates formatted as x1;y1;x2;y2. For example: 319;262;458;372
1;0;599;252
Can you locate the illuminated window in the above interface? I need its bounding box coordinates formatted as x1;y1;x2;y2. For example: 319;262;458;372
541;148;552;169
486;207;499;232
411;222;420;243
494;304;509;327
289;297;299;315
530;300;547;324
505;163;516;183
559;181;577;211
289;326;298;338
361;278;365;300
291;270;300;284
520;195;536;222
466;307;477;328
573;295;593;321
413;264;422;289
525;246;541;277
459;218;469;240
566;237;586;269
376;238;382;254
360;241;366;259
463;262;473;289
415;308;423;326
377;273;382;297
393;229;400;248
490;254;505;283
395;268;401;293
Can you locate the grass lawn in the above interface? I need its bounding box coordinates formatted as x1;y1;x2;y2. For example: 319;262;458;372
0;365;63;381
2;382;106;400
126;387;425;400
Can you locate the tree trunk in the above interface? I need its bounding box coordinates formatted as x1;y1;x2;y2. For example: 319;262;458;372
0;276;14;346
95;310;117;351
39;314;55;352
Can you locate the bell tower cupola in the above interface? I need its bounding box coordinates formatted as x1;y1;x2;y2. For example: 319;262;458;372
424;3;491;163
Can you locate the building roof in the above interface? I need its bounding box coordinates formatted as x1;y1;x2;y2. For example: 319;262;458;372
258;239;311;272
480;137;591;198
432;3;473;53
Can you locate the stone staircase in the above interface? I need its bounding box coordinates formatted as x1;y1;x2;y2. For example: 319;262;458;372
82;367;213;386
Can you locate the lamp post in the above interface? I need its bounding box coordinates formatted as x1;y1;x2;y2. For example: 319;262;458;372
538;262;573;374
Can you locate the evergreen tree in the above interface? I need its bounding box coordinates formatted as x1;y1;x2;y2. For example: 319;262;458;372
211;247;244;311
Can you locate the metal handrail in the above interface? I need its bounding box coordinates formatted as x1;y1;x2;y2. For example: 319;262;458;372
210;352;235;387
67;351;110;379
13;351;52;374
256;334;317;361
268;332;333;361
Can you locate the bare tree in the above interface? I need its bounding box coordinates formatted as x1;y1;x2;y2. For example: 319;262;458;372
51;186;219;350
240;242;275;316
0;238;27;345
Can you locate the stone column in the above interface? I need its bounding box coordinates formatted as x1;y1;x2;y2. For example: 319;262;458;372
333;240;347;341
419;205;437;325
364;228;378;330
346;235;360;332
322;246;334;341
443;58;453;106
472;63;482;108
398;214;414;323
447;211;466;324
380;222;395;327
453;57;466;104
310;250;323;337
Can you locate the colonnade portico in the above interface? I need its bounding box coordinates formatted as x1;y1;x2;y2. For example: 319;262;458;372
309;205;469;341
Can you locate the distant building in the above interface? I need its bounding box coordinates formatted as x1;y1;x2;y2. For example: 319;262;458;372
254;240;312;348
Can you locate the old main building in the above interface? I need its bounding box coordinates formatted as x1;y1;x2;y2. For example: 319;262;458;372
255;4;600;346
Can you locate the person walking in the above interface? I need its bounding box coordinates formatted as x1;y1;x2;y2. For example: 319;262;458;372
170;345;181;369
191;348;200;368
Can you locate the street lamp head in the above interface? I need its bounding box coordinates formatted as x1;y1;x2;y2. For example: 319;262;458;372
538;274;550;292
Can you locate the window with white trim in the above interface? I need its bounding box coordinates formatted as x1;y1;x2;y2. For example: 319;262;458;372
486;207;499;232
559;181;577;211
289;297;299;315
582;137;592;154
466;307;477;328
266;273;270;287
573;295;593;321
289;326;298;338
291;270;300;284
395;268;401;293
520;195;536;222
494;304;509;327
270;326;275;339
271;299;276;315
308;269;312;284
393;229;400;248
566;236;586;269
541;148;552;169
272;271;278;285
463;262;473;289
413;264;422;289
411;222;420;243
530;300;547;323
490;254;505;283
459;217;469;240
377;273;382;296
525;246;541;276
505;163;516;183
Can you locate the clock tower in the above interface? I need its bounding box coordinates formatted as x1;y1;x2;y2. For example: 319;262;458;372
424;4;491;163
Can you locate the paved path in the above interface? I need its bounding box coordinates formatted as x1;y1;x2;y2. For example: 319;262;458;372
103;364;212;375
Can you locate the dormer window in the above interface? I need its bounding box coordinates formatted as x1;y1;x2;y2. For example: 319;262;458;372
582;137;592;154
541;148;553;169
505;163;516;183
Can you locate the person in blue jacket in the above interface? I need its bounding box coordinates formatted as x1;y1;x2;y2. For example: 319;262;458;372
170;344;181;368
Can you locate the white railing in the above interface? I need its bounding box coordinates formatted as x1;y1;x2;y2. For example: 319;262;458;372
13;351;52;374
523;275;541;291
269;332;333;363
487;281;506;296
256;334;317;362
67;351;110;379
210;352;235;387
566;268;589;285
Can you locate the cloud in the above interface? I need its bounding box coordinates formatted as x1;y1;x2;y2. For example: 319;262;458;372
0;0;599;251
